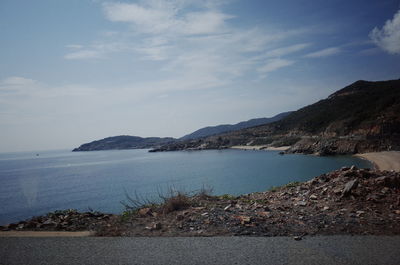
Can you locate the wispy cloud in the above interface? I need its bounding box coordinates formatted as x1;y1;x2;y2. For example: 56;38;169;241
64;42;128;60
1;76;36;86
257;58;295;73
369;9;400;54
304;47;341;58
65;44;84;49
63;1;314;88
64;49;104;60
263;43;311;58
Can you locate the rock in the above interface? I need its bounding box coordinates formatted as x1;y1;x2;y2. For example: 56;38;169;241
310;194;318;200
257;211;271;217
138;208;153;217
7;223;18;230
224;205;232;211
146;222;162;231
333;188;342;195
237;216;251;225
153;222;162;230
375;176;400;188
342;179;359;197
356;211;365;217
382;186;390;193
323;206;330;211
297;201;307;207
42;219;54;226
293;236;302;241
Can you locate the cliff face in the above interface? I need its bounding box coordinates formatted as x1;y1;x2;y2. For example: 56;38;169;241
151;79;400;154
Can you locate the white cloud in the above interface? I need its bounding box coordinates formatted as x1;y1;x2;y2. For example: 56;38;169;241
369;9;400;54
257;58;295;73
1;76;37;86
64;0;313;87
102;1;233;35
304;47;341;58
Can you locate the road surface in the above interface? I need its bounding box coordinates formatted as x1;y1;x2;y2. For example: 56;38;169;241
1;236;399;265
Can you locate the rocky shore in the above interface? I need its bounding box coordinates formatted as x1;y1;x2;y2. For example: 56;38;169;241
2;167;399;238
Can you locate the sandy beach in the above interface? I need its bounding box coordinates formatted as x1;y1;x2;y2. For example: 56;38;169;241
230;145;290;151
356;151;400;172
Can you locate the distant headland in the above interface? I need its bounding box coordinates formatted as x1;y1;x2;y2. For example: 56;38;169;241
73;79;400;156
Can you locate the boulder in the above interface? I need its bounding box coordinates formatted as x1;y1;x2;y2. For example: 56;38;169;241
138;208;153;217
375;176;400;188
342;179;359;197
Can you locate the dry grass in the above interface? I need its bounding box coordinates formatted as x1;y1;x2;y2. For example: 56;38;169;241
161;192;190;214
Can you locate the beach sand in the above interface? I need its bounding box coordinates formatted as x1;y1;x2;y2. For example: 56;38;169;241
230;145;290;151
356;151;400;172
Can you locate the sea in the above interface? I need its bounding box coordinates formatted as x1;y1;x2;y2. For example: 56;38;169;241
0;148;371;225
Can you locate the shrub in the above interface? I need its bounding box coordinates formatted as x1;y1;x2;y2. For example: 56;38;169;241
161;192;190;214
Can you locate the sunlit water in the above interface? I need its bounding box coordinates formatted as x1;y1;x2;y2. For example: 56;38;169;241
0;149;371;225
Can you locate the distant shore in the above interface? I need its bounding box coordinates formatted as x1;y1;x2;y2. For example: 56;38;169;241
230;145;290;151
355;151;400;172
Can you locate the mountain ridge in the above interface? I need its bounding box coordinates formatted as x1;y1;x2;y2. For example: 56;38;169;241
151;79;400;154
180;112;292;140
72;112;290;151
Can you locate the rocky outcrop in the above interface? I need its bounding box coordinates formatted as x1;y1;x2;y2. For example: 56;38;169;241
0;209;117;232
287;136;400;155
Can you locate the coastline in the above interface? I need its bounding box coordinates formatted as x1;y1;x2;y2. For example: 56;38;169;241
230;145;290;151
2;167;399;237
355;151;400;172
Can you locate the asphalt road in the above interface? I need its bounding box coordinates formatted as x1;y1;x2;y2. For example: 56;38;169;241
1;236;399;265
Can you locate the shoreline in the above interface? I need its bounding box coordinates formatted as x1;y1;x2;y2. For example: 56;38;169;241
230;145;290;151
2;167;400;237
355;151;400;172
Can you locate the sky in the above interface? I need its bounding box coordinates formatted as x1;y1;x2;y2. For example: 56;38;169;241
0;0;400;152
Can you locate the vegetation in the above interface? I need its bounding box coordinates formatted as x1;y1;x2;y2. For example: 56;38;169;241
219;194;237;200
284;181;301;188
120;185;214;219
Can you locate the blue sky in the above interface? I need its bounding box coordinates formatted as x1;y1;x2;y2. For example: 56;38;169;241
0;0;399;151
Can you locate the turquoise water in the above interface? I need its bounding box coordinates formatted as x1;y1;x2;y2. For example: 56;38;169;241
0;149;371;225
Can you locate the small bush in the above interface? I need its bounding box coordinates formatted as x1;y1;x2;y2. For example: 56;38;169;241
285;181;301;188
161;192;190;214
268;186;279;192
196;184;214;199
220;194;237;200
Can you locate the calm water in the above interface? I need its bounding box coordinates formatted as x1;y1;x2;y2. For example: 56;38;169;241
0;149;371;225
